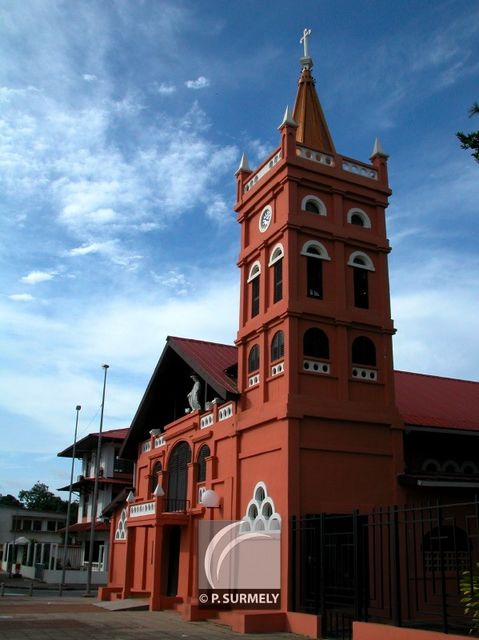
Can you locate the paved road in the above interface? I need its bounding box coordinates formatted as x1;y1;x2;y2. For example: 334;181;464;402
0;595;306;640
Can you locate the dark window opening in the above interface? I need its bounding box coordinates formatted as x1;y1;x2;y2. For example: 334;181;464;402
351;213;364;226
167;441;191;511
271;331;285;362
303;328;330;359
307;256;323;299
352;336;376;366
305;200;320;213
273;259;283;302
353;267;369;308
251;276;260;317
248;345;260;373
197;445;210;483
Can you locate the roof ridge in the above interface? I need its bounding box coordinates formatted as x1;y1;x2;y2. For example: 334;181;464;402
168;335;236;349
394;369;479;385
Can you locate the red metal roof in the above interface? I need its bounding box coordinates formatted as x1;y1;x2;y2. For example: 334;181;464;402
394;370;479;431
168;336;238;395
89;427;129;439
58;427;130;458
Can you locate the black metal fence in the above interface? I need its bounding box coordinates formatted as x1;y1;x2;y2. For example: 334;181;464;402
291;500;479;639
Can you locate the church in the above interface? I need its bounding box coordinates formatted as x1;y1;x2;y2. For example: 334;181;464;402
98;32;479;640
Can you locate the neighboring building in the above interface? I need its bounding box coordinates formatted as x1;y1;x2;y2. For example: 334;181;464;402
0;505;66;577
98;36;479;639
57;427;133;573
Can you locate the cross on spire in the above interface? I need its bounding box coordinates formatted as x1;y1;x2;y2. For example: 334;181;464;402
300;28;312;58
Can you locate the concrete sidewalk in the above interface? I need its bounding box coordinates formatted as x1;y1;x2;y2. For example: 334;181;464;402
0;595;308;640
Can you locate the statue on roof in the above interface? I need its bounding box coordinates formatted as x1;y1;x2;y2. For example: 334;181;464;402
187;374;202;412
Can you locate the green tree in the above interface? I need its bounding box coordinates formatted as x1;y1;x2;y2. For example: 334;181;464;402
457;102;479;163
18;481;70;513
0;494;23;507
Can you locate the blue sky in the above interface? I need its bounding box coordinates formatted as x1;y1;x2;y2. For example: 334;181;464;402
1;0;478;498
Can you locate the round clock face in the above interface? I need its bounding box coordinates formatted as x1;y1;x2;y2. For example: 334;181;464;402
259;206;272;232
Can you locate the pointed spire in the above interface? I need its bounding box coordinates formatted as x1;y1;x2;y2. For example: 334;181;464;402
370;137;389;159
293;29;335;153
235;152;251;175
278;105;298;130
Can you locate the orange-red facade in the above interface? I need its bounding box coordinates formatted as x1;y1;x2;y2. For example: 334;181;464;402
99;51;479;637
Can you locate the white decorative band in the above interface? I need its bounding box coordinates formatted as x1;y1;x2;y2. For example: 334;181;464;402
218;404;233;421
303;359;330;374
129;502;155;517
154;436;165;448
200;413;214;429
249;374;260;387
342;161;377;180
352;367;377;381
244;152;282;192
296;146;334;167
271;362;284;376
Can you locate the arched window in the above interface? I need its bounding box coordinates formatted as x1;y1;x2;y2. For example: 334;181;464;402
352;336;376;366
347;208;371;229
247;261;261;317
301;195;327;216
167;441;191;511
197;445;210;483
348;251;374;309
303;328;330;360
271;331;284;362
301;241;330;299
150;460;162;495
248;344;260;373
269;244;284;303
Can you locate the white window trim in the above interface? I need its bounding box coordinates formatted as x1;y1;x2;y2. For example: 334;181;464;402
268;243;284;266
347;207;371;228
301;195;327;216
300;240;331;260
348;251;375;271
247;260;261;282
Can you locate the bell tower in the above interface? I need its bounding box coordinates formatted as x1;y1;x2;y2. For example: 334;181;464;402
234;31;402;510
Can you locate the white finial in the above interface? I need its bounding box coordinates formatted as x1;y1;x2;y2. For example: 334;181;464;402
300;28;312;58
371;137;389;159
235;152;251;175
278;105;298;130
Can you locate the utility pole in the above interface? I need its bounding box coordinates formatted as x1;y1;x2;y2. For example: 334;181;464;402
85;364;109;597
59;404;81;596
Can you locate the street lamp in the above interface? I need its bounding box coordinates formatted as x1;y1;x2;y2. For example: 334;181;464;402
59;404;81;596
85;364;109;597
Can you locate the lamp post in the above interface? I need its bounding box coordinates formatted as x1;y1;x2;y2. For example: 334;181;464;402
85;364;109;597
59;404;81;596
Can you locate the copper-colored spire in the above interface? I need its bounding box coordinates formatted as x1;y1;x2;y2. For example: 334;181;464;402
293;30;335;154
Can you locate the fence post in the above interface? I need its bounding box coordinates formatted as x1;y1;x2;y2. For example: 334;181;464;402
291;515;297;612
353;509;360;621
390;506;402;627
319;513;326;624
437;504;449;634
29;582;33;597
0;582;4;597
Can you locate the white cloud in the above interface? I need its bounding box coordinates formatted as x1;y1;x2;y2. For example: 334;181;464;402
82;74;97;82
8;293;35;302
185;76;210;90
154;82;176;95
21;270;55;285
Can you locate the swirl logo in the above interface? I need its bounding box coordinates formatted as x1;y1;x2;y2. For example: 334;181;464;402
201;482;281;590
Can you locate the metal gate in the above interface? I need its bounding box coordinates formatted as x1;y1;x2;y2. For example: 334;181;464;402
291;501;479;640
